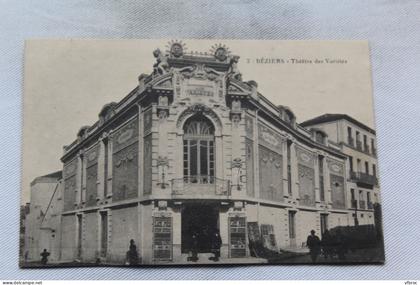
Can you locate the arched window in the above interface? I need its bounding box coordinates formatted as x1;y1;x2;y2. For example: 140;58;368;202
183;114;215;184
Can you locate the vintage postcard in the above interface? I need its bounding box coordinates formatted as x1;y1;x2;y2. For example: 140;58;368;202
20;39;384;267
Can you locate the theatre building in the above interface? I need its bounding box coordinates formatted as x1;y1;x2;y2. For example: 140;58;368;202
45;43;371;264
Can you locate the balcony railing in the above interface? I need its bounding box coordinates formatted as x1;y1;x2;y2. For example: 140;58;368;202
356;140;363;151
171;176;231;196
359;200;366;209
350;171;378;186
347;136;354;146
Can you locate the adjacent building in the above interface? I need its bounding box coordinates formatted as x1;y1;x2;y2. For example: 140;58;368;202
301;114;380;226
23;43;381;265
24;171;63;262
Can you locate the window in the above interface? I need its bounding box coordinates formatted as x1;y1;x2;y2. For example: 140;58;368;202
287;140;292;195
77;214;83;258
371;138;376;154
357;159;361;172
320;214;328;236
363;134;368;148
350;188;355;201
183;115;215;183
349;156;353;172
318;155;325;201
359;190;363;200
100;211;108;257
372;164;377;177
365;161;369;174
288;211;296;239
103;138;108;197
347;127;353;145
356;131;360;141
367;192;371;204
315;131;325;144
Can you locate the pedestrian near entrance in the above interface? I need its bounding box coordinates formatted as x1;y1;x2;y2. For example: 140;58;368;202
40;249;50;265
211;229;222;262
126;239;140;265
306;230;321;263
189;232;199;262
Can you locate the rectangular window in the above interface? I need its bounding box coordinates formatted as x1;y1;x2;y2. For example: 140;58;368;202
77;214;83;258
349;156;353;172
104;139;108;197
288;211;296;239
287;140;292;195
320;214;328;236
318;155;325;201
363;134;368;148
372;164;377;177
100;212;108;257
357;159;361;172
367;192;371;203
365;161;369;174
356;131;360;141
351;188;355;200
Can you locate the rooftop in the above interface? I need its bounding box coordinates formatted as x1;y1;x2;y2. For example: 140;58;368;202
301;113;375;135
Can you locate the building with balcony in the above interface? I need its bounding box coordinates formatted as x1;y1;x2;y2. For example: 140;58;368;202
301;113;380;226
23;43;380;265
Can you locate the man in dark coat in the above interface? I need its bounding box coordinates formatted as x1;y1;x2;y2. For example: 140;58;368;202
306;230;321;263
40;249;50;265
211;229;222;262
190;232;199;262
126;239;139;265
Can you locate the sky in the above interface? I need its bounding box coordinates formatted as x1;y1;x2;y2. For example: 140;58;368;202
21;39;374;203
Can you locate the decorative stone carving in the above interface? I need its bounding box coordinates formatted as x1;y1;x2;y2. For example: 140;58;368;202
153;48;169;76
258;124;284;153
176;103;222;129
228;55;242;81
170;42;184;58
157;156;169;189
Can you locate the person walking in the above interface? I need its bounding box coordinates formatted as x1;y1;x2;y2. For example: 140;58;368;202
306;230;321;263
40;249;50;265
211;229;222;262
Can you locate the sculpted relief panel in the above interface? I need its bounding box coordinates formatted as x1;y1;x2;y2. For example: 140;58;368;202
246;139;254;197
113;118;139;154
174;64;225;103
296;146;315;167
63;175;76;211
298;164;315;207
112;142;139;202
259;145;283;202
327;158;345;176
331;174;345;209
245;115;254;139
258;123;284;154
63;158;77;211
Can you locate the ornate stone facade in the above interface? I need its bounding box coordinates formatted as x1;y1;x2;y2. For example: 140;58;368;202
25;42;380;265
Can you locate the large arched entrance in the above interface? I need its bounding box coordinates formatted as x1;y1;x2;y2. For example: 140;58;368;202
180;114;220;255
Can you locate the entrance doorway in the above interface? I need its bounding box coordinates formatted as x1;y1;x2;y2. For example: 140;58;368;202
181;202;219;253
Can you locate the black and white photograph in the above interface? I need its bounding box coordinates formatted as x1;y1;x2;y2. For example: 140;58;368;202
20;39;384;267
